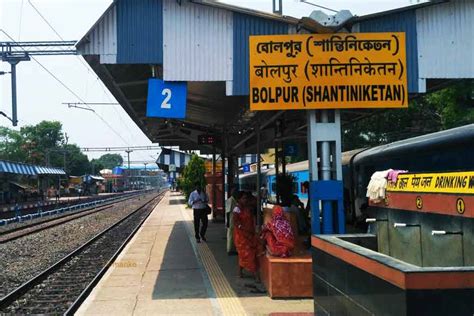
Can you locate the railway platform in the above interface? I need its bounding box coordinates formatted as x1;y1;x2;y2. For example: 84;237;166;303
76;191;313;315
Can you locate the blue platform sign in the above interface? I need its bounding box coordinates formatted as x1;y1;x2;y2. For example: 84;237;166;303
284;143;298;156
146;78;187;119
242;164;250;173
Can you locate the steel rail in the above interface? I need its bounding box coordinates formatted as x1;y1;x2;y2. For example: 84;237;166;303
0;192;144;240
64;192;164;315
0;191;165;313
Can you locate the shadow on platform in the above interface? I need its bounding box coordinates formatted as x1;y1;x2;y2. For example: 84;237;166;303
151;221;211;300
152;217;267;300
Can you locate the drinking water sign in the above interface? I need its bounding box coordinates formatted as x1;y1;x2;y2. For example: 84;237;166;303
249;32;408;110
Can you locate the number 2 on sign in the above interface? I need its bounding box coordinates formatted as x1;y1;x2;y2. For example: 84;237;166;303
161;88;172;109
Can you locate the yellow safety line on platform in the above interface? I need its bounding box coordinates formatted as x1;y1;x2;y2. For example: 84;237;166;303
180;205;247;316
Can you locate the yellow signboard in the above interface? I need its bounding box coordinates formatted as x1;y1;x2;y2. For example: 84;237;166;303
386;171;474;194
249;32;408;110
205;160;223;173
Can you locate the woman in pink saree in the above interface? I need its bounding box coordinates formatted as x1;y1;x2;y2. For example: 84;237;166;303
261;205;295;257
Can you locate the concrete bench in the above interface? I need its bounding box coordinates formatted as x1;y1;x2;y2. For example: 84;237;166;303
259;208;313;298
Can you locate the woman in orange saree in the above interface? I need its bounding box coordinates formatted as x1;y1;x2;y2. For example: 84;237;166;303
261;205;295;257
233;192;260;281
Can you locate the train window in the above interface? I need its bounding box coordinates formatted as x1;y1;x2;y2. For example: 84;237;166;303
301;182;307;194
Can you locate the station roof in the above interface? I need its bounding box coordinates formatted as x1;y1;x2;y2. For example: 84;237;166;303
77;0;469;155
0;160;66;176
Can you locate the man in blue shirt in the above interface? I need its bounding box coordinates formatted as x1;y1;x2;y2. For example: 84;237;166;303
188;183;209;243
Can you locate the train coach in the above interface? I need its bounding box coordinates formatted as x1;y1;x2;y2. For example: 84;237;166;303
238;124;474;224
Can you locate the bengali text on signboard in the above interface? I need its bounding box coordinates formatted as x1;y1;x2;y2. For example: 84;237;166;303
249;32;408;110
386;171;474;194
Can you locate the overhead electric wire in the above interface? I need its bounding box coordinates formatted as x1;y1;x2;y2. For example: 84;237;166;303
28;0;65;41
0;29;132;148
18;0;25;40
299;0;339;13
27;1;152;162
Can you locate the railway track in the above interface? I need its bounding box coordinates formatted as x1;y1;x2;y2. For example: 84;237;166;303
0;191;166;315
0;192;148;243
0;191;141;220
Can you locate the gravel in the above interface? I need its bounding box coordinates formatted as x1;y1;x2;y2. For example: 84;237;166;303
0;192;160;297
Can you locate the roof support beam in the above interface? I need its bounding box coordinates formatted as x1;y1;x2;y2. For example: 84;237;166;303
231;111;285;151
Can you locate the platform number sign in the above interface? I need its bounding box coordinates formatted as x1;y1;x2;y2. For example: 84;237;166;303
146;79;187;119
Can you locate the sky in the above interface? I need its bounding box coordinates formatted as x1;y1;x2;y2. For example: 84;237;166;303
0;0;420;164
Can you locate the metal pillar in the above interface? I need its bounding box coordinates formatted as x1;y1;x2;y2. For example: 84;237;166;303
281;148;286;174
2;55;29;127
10;62;18;126
212;148;217;216
320;110;334;233
144;162;148;189
227;154;235;198
125;150;132;190
256;124;262;226
274;123;280;204
307;109;344;235
307;110;319;234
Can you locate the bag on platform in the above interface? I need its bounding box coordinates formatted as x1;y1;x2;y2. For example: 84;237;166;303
205;204;212;215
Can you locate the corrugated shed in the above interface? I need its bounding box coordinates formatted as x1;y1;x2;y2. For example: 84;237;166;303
162;0;233;81
116;0;163;64
77;4;117;64
417;0;474;79
358;11;419;93
232;12;290;96
180;153;185;166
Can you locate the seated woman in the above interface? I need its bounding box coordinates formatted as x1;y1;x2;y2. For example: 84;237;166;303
233;191;260;281
261;205;295;258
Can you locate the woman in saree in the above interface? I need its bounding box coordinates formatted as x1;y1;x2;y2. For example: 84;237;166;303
233;191;260;281
261;205;295;257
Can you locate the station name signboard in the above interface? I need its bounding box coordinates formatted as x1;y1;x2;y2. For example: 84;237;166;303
249;32;408;110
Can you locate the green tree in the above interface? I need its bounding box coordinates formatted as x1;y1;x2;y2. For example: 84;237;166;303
342;80;473;151
94;153;123;169
0;127;25;162
64;144;90;176
0;120;91;175
180;154;206;200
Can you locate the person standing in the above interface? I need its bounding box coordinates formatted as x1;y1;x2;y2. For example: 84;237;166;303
188;183;209;243
225;187;238;254
233;192;260;282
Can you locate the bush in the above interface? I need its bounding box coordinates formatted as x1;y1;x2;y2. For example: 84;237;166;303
180;154;206;200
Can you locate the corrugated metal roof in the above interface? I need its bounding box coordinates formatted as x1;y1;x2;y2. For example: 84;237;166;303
191;0;299;25
162;0;233;81
417;0;474;80
117;0;163;64
358;10;419;93
354;1;446;22
232;12;291;96
0;160;36;175
76;3;117;64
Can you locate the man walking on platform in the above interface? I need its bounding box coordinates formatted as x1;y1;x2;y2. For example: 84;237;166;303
188;183;209;243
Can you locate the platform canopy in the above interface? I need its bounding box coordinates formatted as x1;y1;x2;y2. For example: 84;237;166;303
0;160;66;176
35;166;67;175
77;0;471;155
156;148;192;172
0;160;37;176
